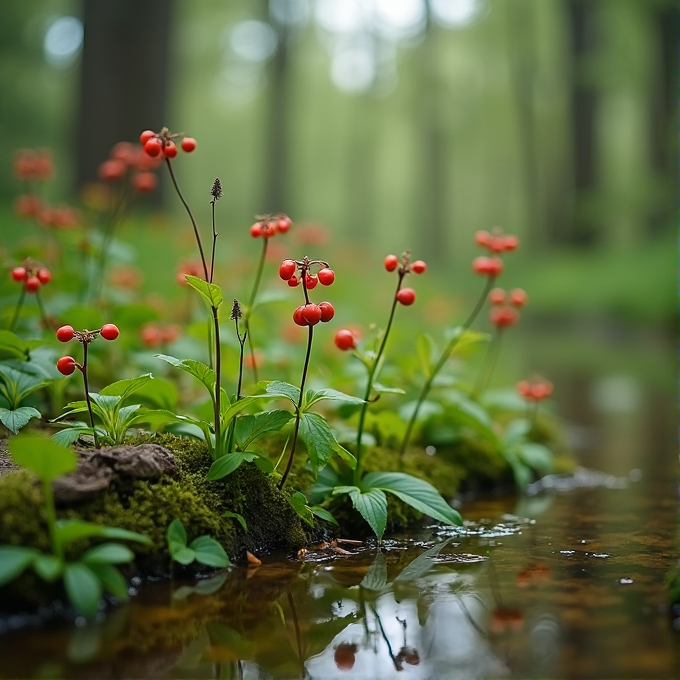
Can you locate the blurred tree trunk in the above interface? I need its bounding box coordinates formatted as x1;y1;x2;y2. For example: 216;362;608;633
563;0;600;247
76;0;173;199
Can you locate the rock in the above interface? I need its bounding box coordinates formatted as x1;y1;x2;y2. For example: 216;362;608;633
53;461;113;504
94;444;176;479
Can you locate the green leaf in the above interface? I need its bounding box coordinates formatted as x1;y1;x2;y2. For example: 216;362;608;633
64;562;103;618
167;518;188;554
416;332;438;378
0;546;39;586
0;365;47;408
372;383;406;396
334;486;388;541
310;506;338;526
100;374;153;401
0;330;30;360
87;563;129;600
155;354;216;395
184;274;223;308
289;491;315;527
393;539;453;583
188;536;230;568
504;449;533;488
220;394;278;425
81;543;135;565
222;511;248;532
173;547;196;565
362;471;462;528
130;377;179;410
173;573;228;599
503;419;532;447
0;406;41;434
360;550;388;591
299;412;353;475
51;425;94;447
206;452;258;480
8;434;77;482
234;410;293;450
55;519;152;547
518;442;554;474
262;380;300;405
443;327;490;355
302;388;365;411
32;554;63;582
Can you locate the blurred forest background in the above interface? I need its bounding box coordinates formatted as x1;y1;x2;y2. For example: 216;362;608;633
0;0;676;325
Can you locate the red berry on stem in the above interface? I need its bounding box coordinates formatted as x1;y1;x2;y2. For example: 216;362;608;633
163;141;177;158
56;325;75;342
287;275;300;287
293;305;309;326
133;172;158;193
250;222;264;238
37;268;51;284
489;288;506;305
486;257;503;276
503;235;519;251
489;236;506;253
279;259;297;280
276;215;292;233
318;301;335;322
181;137;196;152
516;380;532;398
334;329;356;351
302;303;322;325
144;138;163;157
531;381;553;400
396;287;416;306
57;356;76;376
411;260;427;274
317;268;335;285
100;324;120;341
509;288;528;307
384;254;398;272
490;307;519;328
475;230;491;247
25;277;40;294
140;130;156;145
11;267;26;282
304;274;318;290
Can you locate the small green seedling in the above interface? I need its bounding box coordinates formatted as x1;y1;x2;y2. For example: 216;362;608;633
166;519;230;568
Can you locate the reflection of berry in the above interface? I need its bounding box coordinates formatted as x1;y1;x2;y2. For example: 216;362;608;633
334;329;356;350
334;642;357;671
397;646;420;666
100;324;120;341
396;287;416;306
56;325;75;342
57;356;76;376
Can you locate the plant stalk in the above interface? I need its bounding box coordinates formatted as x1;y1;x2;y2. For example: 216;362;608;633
472;328;504;399
9;288;26;332
42;478;63;562
244;238;268;384
80;342;100;449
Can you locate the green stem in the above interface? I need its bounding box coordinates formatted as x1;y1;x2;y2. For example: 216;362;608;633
35;289;51;331
212;306;221;456
244;238;268;384
472;328;504;399
399;275;496;457
9;288;26;332
353;273;404;485
80;342;100;449
42;478;62;561
273;431;292;471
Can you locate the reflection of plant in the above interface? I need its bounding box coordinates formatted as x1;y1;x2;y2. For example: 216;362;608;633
166;519;230;568
0;434;151;618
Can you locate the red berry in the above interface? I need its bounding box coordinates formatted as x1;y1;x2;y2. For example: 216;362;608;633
318;301;335;322
293;305;308;326
334;329;356;351
509;288;528;307
98;159;126;182
11;267;26;282
384;254;398;272
489;236;506;253
531;381;553;400
133;172;158;193
140;130;156;145
487;257;503;276
516;380;532;398
163;140;177;158
276;215;292;233
181;137;196;152
396;287;416;306
475;230;491;247
56;356;76;376
100;323;120;341
411;260;427;274
287;275;300;287
472;256;503;276
56;325;75;342
279;259;297;280
304;274;318;290
503;235;519;251
317;268;335;286
302;303;322;325
144;138;163;157
37;268;51;284
25;277;40;294
489;288;506;305
334;643;357;671
250;222;264;238
489;307;519;328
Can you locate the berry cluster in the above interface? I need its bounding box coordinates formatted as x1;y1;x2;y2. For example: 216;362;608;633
13;149;53;182
140;322;181;348
10;262;51;294
251;213;292;239
55;324;120;375
279;257;335;327
98;141;161;193
487;287;527;328
516;377;553;401
384;252;427;306
472;229;519;277
140;128;197;159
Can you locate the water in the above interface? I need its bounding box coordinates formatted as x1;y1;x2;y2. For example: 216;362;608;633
0;328;677;679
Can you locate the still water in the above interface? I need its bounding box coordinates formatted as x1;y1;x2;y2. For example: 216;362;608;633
0;327;677;679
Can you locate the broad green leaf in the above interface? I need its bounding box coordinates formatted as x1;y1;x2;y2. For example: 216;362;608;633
334;486;388;541
32;554;63;582
221;394;278;425
173;573;228;600
481;388;528;413
262;380;300;405
362;471;462;528
0;406;41;434
130;377;179;410
100;374;153;401
89;393;121;415
503;419;531;447
289;491;315;527
360;550;388;591
416;333;438;378
9;434;76;482
0;330;30;360
0;546;39;586
222;511;248;532
87;563;129;600
155;354;216;395
206;452;258;480
394;539;453;583
504;450;533;488
518;442;554;474
398;399;443;422
443;327;490;355
81;543;135;565
55;519;152;547
64;562;103;618
302;388;365;411
299;412;351;474
51;425;92;447
205;623;255;660
372;383;406;396
234;410;293;450
172;547;196;565
188;536;230;568
184;274;223;308
0;365;47;407
167;519;188;553
310;506;338;526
